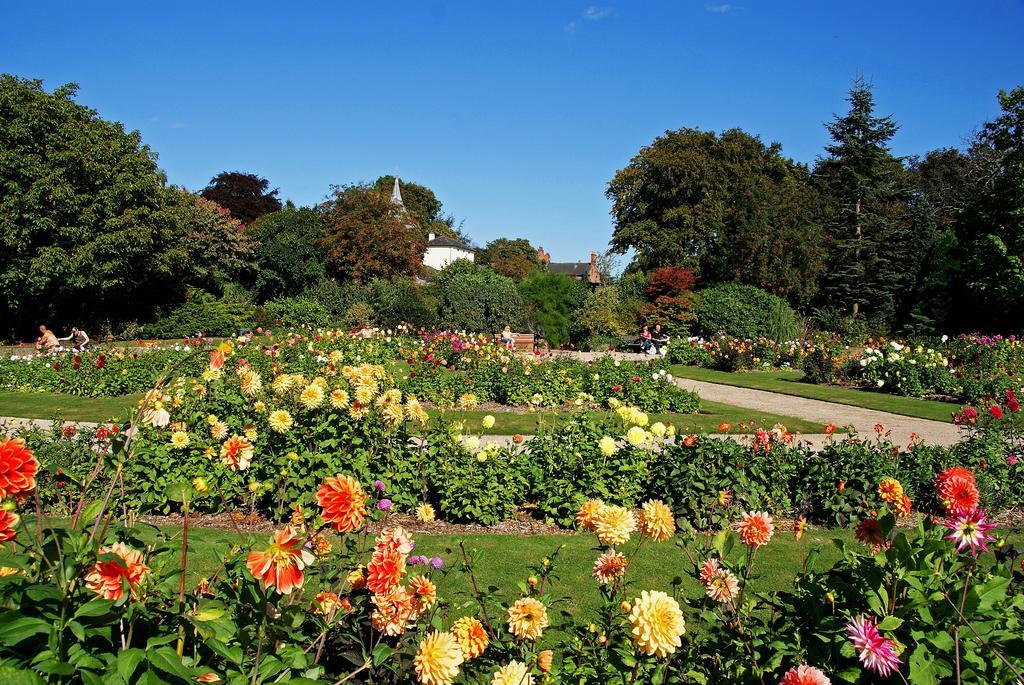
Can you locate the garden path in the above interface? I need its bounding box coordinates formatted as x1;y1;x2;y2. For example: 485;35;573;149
672;377;962;447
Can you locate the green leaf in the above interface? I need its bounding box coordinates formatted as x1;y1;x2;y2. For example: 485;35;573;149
0;616;51;645
74;599;115;619
163;481;194;504
147;646;195;680
878;615;904;631
117;648;146;683
0;666;46;685
372;643;396;666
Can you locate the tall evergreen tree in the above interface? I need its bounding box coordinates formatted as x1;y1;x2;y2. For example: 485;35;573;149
813;78;935;328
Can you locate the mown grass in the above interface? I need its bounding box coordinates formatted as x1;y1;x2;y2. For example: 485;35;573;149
670;366;960;423
0;391;143;423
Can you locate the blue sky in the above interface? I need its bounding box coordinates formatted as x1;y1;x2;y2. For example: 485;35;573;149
2;1;1022;261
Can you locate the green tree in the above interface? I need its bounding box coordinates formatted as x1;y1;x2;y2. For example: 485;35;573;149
606;127;826;304
478;238;541;281
319;184;426;283
200;171;282;225
517;271;588;345
168;191;253;295
575;285;631;339
958;87;1024;329
813;78;936;328
0;75;191;338
247;206;327;301
431;260;528;332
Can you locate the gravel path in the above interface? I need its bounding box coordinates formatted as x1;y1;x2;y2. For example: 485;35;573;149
673;377;962;446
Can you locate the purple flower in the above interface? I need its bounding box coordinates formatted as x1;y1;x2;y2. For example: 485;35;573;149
378;498;392;511
410;540;417;550
374;479;386;492
430;556;444;570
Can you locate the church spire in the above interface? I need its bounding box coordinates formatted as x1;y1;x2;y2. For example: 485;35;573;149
390;176;404;207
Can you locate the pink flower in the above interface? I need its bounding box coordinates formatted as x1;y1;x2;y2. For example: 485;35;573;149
1008;455;1018;466
779;664;831;685
846;615;902;677
943;508;995;555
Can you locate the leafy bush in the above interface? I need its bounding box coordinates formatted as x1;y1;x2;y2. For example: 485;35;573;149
432;260;529;332
259;297;329;327
146;289;254;338
517;271;588;346
574;285;631;339
693;282;798;339
341;301;375;329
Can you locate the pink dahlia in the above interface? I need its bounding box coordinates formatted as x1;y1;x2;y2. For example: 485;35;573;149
846;615;902;678
779;664;831;685
943;508;995;555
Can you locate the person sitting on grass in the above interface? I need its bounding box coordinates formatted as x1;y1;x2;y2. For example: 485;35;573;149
35;325;60;353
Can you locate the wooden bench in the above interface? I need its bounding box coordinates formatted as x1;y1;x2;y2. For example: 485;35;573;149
497;333;546;352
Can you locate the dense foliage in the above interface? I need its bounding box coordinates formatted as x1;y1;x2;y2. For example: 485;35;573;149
692;283;799;340
199;171;282;225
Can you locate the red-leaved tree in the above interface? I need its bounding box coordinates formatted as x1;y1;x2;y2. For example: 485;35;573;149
642;266;698;332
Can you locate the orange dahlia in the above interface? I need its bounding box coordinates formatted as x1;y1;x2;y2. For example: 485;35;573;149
592;549;628;585
375;526;415;556
371;585;416;636
0;511;18;542
877;478;904;505
638;499;675;542
315;475;367;533
246;527;315;595
893;493;912;517
313;591;340;616
0;438;38;498
451;616;488;660
699;558;720;587
85;542;150;601
410;574;437;614
219;435;254;471
507;597;548;640
367;547;406;596
937;474;980;515
855;518;885;546
736;511;774;548
575;498;604;532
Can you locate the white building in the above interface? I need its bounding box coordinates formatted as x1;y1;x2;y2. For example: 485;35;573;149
390;178;475;271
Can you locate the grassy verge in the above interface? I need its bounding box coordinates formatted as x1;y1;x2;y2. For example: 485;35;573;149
0;391;142;423
0;391;823;434
670;366;960;423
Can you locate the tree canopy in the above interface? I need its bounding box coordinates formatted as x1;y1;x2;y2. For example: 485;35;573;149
477;238;541;281
373;175;470;245
247;206;327;301
606;127;826;303
200;171;282;225
0;75;191;337
319;184;426;283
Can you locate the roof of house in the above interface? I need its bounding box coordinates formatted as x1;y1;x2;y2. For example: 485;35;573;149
427;235;476;251
547;261;591;276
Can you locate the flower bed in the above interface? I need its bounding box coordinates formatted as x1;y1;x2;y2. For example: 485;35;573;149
1;427;1022;682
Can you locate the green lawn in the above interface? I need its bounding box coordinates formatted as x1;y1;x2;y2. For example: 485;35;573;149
670;366;960;423
0;391;143;423
0;390;822;434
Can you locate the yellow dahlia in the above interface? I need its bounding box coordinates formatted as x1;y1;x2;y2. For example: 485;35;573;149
240;370;262;397
638;500;675;542
451;616;488;660
593;504;637;547
169;431;190;450
354;385;375;405
329;389;350;409
598;435;618;456
405;397;429;425
272;374;293;394
210;421;228;440
414;631;464;685
268;410;293;433
416;503;436;522
628;590;686;658
299;384;325;409
490;661;533;685
507;597;548;641
457;393;478;410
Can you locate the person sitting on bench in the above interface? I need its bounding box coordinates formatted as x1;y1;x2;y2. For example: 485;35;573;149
651;324;669;353
639;325;653;353
500;325;515;348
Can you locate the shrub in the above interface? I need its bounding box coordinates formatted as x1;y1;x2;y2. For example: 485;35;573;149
146;289;253;338
260;297;330;327
574;285;631;339
693;282;798;339
432;260;529;332
341;301;376;329
517;271;588;346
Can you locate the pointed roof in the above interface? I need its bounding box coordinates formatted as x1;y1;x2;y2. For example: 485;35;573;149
390;177;404;207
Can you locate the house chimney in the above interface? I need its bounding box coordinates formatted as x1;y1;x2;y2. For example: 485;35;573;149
590;252;597;265
537;246;550;265
428;233;435;242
